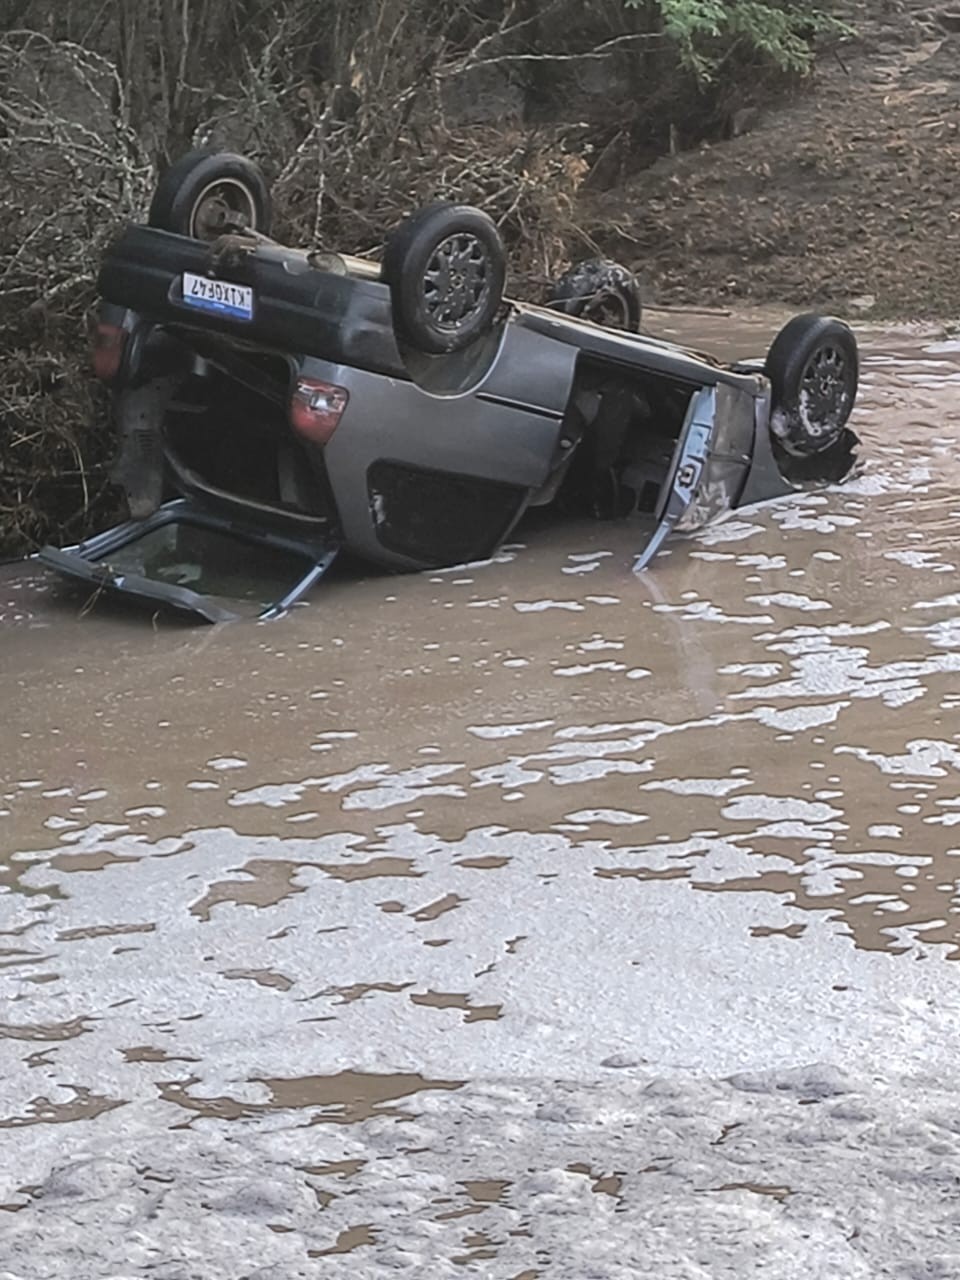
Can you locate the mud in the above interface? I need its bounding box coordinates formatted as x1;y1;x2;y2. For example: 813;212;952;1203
587;0;960;319
3;316;960;1276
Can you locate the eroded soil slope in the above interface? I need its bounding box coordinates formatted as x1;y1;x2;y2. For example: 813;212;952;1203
585;1;960;317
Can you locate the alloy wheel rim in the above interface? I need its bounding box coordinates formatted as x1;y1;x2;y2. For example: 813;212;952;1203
798;344;854;439
422;233;491;330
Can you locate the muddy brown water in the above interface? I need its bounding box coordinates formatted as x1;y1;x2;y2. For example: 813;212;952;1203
3;313;960;1211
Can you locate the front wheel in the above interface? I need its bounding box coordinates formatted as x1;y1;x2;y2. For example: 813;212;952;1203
765;314;858;456
547;259;642;332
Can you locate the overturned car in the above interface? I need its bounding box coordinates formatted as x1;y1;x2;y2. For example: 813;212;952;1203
39;151;860;622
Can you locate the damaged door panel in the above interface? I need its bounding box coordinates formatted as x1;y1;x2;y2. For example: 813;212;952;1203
634;388;716;573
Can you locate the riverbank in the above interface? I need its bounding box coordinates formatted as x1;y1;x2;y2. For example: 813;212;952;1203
584;0;960;319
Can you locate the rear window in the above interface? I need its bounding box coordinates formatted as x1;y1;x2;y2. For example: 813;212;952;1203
95;520;315;616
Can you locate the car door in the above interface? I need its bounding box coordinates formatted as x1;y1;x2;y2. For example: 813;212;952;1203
633;386;716;572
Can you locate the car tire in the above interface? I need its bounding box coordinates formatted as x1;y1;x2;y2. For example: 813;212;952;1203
547;259;642;332
765;314;858;456
382;203;507;354
148;150;273;242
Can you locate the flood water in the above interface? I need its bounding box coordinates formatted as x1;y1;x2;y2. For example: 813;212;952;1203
3;314;960;1273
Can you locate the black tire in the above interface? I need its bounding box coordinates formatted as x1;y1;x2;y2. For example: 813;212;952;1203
148;150;272;242
382;203;507;354
765;314;858;456
548;259;642;332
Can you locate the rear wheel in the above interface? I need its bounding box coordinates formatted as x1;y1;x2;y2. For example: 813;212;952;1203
382;203;507;354
148;150;272;242
765;314;858;455
548;259;642;332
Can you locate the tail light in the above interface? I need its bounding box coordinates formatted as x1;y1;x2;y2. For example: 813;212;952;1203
92;322;127;382
289;377;349;445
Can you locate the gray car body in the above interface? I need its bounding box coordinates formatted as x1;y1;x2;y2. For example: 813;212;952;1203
36;225;848;620
313;314;777;572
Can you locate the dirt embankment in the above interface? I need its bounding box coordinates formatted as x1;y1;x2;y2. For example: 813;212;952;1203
583;1;960;319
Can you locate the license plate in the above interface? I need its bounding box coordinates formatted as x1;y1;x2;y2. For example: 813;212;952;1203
182;272;254;321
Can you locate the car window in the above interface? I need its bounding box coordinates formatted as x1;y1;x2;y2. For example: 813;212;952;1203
94;521;316;616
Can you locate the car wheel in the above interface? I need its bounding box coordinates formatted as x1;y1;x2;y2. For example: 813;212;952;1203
148;150;272;242
547;259;642;332
382;203;507;354
765;314;858;456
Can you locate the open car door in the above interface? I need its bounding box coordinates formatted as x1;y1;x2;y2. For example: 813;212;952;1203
36;499;340;624
633;387;715;573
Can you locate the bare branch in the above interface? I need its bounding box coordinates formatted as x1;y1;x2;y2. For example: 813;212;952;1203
442;29;665;76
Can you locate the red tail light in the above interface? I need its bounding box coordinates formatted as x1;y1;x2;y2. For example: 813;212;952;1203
289;378;349;445
92;322;127;382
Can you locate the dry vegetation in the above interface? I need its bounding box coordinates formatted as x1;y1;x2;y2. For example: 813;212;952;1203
0;0;830;556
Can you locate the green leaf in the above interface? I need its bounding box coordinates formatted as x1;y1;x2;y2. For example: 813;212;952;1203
623;0;853;80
